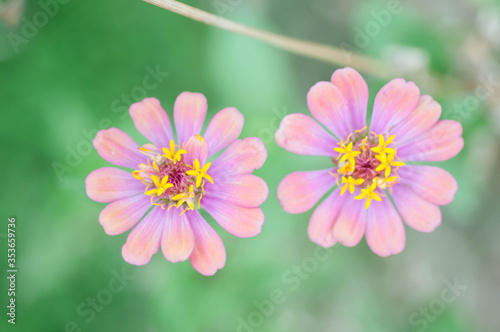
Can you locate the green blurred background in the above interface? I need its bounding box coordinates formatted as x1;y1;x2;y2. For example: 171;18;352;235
1;0;500;331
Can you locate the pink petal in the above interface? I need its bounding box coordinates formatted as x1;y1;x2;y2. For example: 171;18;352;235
129;98;174;147
275;113;338;157
397;120;464;162
398;166;458;205
205;174;268;208
331;67;368;131
161;209;195;263
122;207;164;265
93;128;145;169
188;210;226;276
184;134;209;166
307;81;352;140
370;79;420;134
308;188;347;247
204;107;244;157
210;137;267;176
202;196;264;237
333;197;367;247
174;92;207;145
99;194;151;235
277;169;336;214
365;199;405;257
390;95;441;144
392;184;442;232
86;167;145;203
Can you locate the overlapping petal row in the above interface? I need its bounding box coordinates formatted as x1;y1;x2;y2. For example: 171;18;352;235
275;68;462;256
86;93;268;275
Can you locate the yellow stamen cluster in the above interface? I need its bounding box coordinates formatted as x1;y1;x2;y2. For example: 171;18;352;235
375;152;405;178
133;139;213;215
354;179;382;209
145;175;173;196
186;159;214;188
370;134;405;180
171;185;196;216
162;140;187;164
333;132;405;209
371;134;396;155
340;176;364;195
335;141;360;166
335;136;362;196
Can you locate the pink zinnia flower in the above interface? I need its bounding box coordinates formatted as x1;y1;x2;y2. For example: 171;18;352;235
275;68;463;256
86;93;268;275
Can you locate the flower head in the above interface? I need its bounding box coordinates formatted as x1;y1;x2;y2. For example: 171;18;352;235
275;67;463;256
86;94;268;275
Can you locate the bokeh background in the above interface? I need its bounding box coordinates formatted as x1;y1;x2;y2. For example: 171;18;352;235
1;0;500;331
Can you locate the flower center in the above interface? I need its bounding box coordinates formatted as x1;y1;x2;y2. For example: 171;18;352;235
332;127;405;209
133;139;213;215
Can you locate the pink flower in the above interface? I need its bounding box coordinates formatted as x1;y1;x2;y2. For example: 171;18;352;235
275;68;463;256
86;93;268;275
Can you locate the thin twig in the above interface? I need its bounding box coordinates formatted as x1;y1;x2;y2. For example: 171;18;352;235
142;0;392;78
